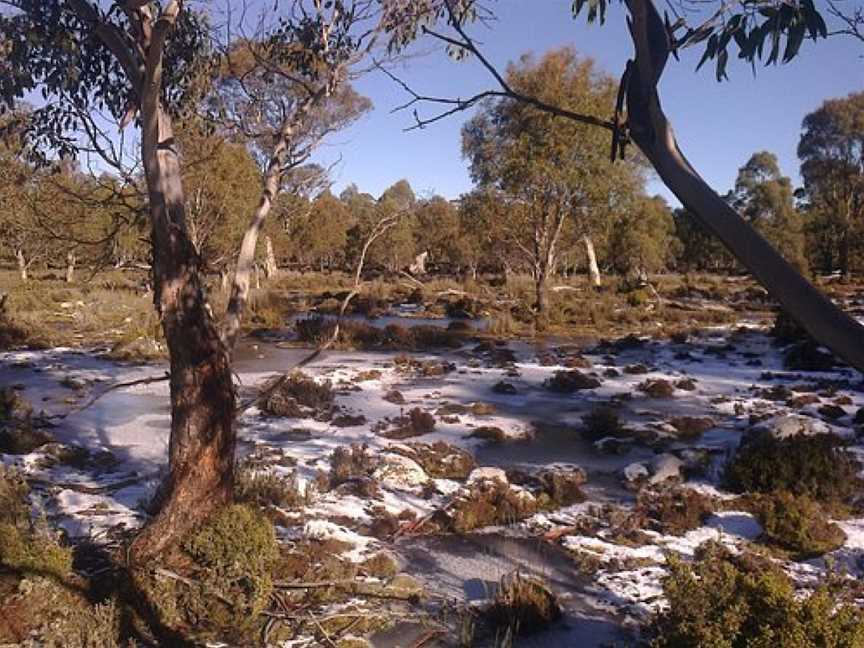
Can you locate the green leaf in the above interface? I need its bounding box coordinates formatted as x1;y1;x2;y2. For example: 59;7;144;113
716;48;729;81
783;22;806;62
696;33;718;71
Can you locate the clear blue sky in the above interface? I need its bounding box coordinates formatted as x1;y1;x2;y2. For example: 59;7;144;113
315;1;863;205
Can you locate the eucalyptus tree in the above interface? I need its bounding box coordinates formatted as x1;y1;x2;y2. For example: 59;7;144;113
733;151;809;273
381;0;864;372
462;48;645;315
798;91;864;277
213;4;376;350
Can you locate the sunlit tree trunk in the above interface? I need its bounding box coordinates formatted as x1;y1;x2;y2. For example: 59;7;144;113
264;235;278;279
16;249;26;282
65;252;75;283
583;235;601;288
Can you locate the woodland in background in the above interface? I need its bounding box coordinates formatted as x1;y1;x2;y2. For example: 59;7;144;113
2;78;862;291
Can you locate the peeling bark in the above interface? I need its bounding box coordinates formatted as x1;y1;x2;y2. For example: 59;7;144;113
65;252;76;283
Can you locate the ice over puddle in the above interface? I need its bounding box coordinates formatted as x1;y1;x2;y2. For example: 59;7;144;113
1;323;863;644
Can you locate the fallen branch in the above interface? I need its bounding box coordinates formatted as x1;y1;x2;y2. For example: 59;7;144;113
47;372;170;420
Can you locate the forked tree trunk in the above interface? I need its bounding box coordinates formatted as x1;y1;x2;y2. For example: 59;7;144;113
583;236;602;288
223;89;326;352
625;0;864;373
16;249;26;282
130;106;236;561
65;252;75;283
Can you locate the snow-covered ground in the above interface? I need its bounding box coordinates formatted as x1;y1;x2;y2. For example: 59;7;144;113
2;322;863;645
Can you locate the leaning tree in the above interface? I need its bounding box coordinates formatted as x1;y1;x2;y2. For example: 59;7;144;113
381;0;864;372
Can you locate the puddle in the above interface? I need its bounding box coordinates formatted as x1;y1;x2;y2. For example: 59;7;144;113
379;532;636;647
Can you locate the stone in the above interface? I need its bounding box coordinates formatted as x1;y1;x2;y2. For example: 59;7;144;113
467;467;508;485
818;404;847;421
373;454;428;489
649;453;683;485
623;462;650;483
763;414;831;440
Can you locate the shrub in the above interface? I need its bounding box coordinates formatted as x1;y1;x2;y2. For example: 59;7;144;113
40;598;120;648
485;572;561;637
648;542;864;648
581;406;625;442
635;488;716;536
173;504;280;642
259;371;334;418
543;370;601;393
328;443;378;489
234;464;310;509
724;434;861;505
0;467;71;579
755;491;846;559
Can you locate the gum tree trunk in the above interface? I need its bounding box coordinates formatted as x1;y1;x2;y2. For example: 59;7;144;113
16;249;26;282
583;235;601;288
264;236;278;279
65;252;75;283
130;103;236;561
625;0;864;373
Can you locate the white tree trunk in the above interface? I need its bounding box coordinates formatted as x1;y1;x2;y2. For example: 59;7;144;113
264;236;278;279
583;236;601;288
65;252;76;283
16;249;26;282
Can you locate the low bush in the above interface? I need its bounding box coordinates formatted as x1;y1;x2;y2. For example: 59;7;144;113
484;572;561;638
635;488;716;536
648;541;864;647
581;406;625;442
155;504;280;643
234;463;310;509
724;434;861;506
0;467;71;580
755;491;846;559
259;371;334;418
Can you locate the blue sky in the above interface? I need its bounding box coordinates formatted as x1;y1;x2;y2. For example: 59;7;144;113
315;1;863;205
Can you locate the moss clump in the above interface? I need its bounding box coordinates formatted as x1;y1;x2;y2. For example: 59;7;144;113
648;542;864;648
163;504;279;643
724;434;861;505
755;491;846;559
0;467;71;580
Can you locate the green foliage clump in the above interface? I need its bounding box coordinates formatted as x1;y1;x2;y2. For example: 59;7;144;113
170;504;280;642
756;491;846;559
40;598;120;648
724;434;861;505
485;572;561;638
0;467;71;579
0;523;72;579
581;406;624;441
649;542;864;648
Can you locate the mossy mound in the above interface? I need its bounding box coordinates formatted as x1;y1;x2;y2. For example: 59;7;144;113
144;504;280;644
724;433;861;506
259;371;334;419
754;491;846;559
